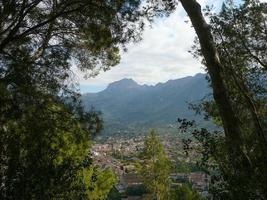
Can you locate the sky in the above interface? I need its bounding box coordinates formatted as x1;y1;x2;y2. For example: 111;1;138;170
75;0;261;93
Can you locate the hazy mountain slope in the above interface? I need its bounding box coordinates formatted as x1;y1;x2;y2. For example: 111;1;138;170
82;73;211;133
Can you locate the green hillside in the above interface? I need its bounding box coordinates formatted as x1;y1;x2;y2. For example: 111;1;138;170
82;73;213;136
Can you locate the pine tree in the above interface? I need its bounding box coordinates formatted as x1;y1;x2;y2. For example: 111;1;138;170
139;130;172;200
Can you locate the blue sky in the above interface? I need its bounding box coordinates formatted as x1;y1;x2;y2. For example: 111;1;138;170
75;0;264;93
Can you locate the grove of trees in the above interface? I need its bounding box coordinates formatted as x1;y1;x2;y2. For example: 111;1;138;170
0;0;176;199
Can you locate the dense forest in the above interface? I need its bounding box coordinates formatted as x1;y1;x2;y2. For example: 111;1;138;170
0;0;266;199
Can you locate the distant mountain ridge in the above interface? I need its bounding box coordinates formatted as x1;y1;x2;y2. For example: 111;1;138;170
82;73;212;135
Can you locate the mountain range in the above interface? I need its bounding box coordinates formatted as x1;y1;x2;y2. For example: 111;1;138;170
82;73;212;136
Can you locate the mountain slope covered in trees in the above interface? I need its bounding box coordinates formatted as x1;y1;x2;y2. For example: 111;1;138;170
82;73;211;134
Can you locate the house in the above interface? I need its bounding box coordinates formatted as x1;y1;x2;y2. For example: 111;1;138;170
188;172;210;191
120;173;143;187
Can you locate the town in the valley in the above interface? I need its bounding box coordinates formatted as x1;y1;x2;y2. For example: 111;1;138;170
92;135;210;199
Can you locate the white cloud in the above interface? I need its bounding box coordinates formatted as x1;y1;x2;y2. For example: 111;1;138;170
76;0;224;93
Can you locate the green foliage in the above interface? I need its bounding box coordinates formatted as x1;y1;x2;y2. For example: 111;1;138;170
84;167;118;200
107;187;122;200
139;130;172;200
174;160;204;174
126;185;147;196
171;185;204;200
0;0;177;76
0;88;102;199
0;0;178;199
188;0;267;199
179;117;267;199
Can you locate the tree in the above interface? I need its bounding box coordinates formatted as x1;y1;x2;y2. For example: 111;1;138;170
0;0;177;75
0;0;178;199
179;0;267;199
171;185;204;200
179;0;247;163
208;0;267;148
85;167;118;200
194;0;267;147
0;93;104;199
139;130;172;200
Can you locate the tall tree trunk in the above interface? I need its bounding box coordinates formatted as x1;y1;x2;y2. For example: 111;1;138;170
179;0;251;167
